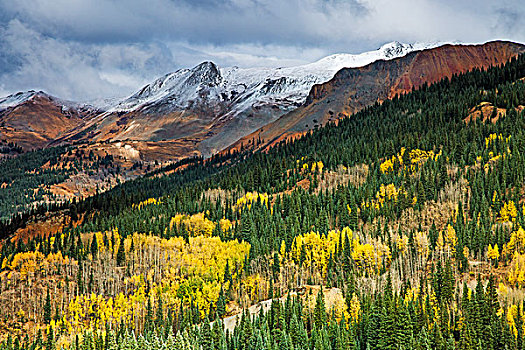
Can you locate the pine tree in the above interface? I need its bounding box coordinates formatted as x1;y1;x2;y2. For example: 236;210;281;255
272;252;280;281
145;297;154;333
216;286;227;318
350;203;359;230
45;327;54;350
77;266;84;294
43;289;52;324
90;235;98;257
314;288;326;329
116;238;126;267
156;294;164;328
417;180;427;205
106;330;117;350
485;275;498;318
458;323;473;350
442;259;455;303
417;327;432;350
223;260;231;283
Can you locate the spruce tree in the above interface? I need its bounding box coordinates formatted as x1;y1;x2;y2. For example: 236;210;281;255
90;235;98;257
314;288;326;330
116;238;126;267
43;289;52;324
272;252;280;280
216;286;227;318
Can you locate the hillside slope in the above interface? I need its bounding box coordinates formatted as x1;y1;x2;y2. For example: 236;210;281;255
0;91;98;151
230;41;525;151
60;42;440;157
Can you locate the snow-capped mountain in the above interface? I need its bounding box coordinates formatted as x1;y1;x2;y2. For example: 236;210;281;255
55;41;450;155
0;90;102;115
0;90;65;111
6;40;511;158
0;91;41;110
110;41;445;117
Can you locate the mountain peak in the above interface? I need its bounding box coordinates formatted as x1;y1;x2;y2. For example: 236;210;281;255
0;90;48;110
379;41;413;58
194;61;217;70
187;61;222;86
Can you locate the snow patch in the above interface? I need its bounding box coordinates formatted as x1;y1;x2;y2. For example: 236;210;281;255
0;89;96;112
0;90;40;110
108;41;450;117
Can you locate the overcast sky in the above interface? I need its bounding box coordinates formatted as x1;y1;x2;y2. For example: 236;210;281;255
0;0;523;101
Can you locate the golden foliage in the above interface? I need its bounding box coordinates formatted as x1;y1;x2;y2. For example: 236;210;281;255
351;240;391;275
498;283;509;297
481;134;512;171
414;231;430;259
285;227;390;275
500;201;518;223
311;161;324;173
303;288;349;324
92;228;121;254
288;229;344;275
362;183;406;210
132;197;162;210
485;133;511;149
463;246;470;260
61;233;252;337
503;226;525;257
408;148;440;165
234;192;269;212
487;244;500;261
444;224;458;255
8;250;70;278
348;293;361;323
380;158;394;174
436;224;457;256
301;161;324;173
396;234;409;256
380;147;440;174
169;212;216;237
507;252;525;288
219;218;233;232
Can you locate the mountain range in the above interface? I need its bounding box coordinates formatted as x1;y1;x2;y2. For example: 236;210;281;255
1;40;524;163
0;41;442;156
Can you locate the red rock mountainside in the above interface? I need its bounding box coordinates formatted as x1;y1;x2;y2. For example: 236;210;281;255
0;92;95;150
230;41;525;151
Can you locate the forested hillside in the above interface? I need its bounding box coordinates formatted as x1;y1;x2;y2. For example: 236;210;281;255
1;53;525;350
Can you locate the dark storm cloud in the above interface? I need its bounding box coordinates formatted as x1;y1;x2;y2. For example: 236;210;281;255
0;0;369;45
0;0;523;101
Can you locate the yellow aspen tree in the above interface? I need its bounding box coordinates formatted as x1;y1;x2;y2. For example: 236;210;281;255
487;244;500;262
396;235;409;256
444;224;457;256
348;293;361;323
500;201;518;223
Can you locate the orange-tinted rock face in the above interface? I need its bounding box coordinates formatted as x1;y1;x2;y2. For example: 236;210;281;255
230;41;525;152
387;42;525;98
0;94;91;150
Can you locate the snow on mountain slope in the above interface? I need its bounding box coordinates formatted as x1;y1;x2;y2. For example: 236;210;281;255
0;91;43;110
110;41;449;116
0;90;93;114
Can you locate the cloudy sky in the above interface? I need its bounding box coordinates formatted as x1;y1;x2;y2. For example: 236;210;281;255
0;0;523;101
